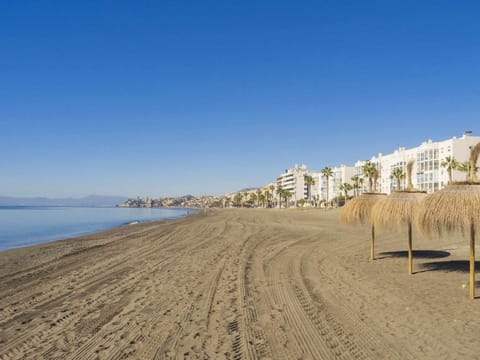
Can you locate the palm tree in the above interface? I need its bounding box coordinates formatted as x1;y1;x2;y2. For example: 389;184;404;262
339;182;353;204
362;161;378;192
351;175;363;197
256;189;262;207
390;167;405;191
249;193;257;206
269;185;275;207
304;175;315;205
243;191;249;201
283;189;293;208
276;185;283;208
441;156;459;183
457;161;479;180
321;167;334;204
258;193;266;208
234;193;243;207
263;189;271;208
374;167;381;192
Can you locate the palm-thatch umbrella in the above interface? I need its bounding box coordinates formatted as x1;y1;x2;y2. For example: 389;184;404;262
416;143;480;300
340;191;387;260
371;161;427;275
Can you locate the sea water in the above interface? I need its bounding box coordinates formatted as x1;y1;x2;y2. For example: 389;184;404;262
0;206;191;251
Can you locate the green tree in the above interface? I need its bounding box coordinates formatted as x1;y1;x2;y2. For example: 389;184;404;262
234;193;243;207
321;167;334;203
441;156;459;183
457;161;479;180
249;193;257;206
258;193;266;208
339;182;353;204
362;161;378;192
263;189;271;208
269;185;275;207
276;185;284;208
283;189;293;208
256;189;262;207
304;175;315;205
351;175;364;197
390;167;405;191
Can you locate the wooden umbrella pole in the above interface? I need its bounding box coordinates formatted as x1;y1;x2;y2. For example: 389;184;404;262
470;222;475;301
408;222;413;275
371;224;375;261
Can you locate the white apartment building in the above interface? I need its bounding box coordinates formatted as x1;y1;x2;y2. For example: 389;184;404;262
226;132;480;208
308;171;323;202
353;160;368;193
330;165;356;200
275;164;308;206
358;132;480;194
309;165;355;202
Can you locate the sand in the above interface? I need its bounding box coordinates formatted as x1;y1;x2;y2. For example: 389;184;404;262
0;208;479;359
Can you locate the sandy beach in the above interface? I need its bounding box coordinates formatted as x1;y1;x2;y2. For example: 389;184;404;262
1;208;479;359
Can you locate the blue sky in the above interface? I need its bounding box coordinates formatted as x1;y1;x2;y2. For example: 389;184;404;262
1;1;479;197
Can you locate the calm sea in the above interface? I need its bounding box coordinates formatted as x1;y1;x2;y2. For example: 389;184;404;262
0;206;192;251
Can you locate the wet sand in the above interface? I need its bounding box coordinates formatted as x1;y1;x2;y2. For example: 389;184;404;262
0;208;479;359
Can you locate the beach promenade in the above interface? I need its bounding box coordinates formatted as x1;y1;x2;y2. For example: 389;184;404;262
0;209;478;359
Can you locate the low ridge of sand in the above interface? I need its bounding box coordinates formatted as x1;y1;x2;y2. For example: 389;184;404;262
0;209;479;359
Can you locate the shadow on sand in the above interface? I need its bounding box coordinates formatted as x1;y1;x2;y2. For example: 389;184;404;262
377;250;451;260
419;260;480;273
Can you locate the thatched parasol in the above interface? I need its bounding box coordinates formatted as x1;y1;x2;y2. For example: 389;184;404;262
340;192;387;260
372;161;426;275
416;142;480;300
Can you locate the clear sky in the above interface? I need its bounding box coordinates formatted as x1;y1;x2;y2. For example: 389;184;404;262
1;1;479;198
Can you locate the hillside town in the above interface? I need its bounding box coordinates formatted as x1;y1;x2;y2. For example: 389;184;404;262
117;195;221;209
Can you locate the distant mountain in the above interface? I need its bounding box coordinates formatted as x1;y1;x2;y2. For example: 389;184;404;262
0;195;128;207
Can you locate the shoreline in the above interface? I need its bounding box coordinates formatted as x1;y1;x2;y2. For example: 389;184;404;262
0;211;202;279
1;208;479;359
0;206;197;254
